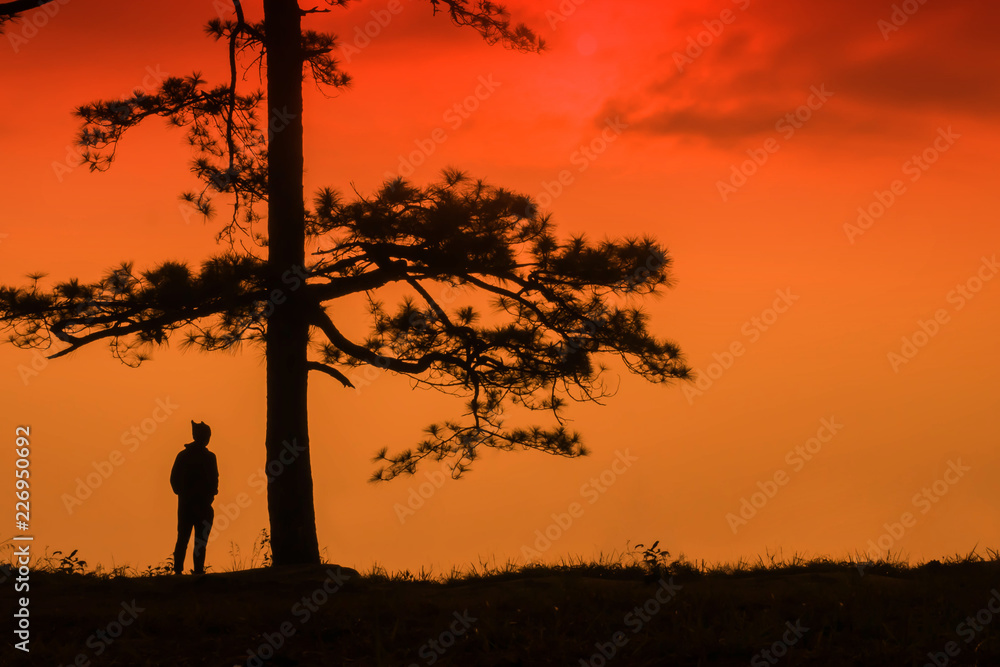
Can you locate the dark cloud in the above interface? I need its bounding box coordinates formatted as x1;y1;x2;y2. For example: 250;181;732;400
602;0;1000;143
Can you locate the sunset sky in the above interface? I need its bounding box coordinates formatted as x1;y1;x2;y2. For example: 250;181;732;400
2;0;999;575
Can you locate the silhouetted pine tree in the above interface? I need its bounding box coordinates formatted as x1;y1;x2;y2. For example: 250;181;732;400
0;0;690;565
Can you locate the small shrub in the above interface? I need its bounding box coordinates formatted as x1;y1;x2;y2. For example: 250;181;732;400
51;549;88;575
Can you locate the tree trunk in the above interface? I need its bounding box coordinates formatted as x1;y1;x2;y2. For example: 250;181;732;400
263;0;319;566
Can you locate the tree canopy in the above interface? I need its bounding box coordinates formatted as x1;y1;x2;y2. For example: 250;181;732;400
2;167;690;477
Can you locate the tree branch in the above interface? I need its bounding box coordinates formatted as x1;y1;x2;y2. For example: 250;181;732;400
306;265;410;302
226;0;245;174
309;305;460;374
47;311;192;359
305;361;354;388
0;0;57;18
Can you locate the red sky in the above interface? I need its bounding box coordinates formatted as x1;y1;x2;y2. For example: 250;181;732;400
2;0;999;575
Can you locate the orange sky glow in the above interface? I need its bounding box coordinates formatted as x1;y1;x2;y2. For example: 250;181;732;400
2;0;999;575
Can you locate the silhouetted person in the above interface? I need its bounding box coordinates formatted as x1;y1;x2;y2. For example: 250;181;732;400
170;420;218;575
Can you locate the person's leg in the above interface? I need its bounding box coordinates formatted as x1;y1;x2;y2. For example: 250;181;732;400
192;504;214;575
173;499;195;574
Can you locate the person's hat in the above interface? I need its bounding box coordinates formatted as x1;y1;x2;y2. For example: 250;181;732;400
191;420;212;442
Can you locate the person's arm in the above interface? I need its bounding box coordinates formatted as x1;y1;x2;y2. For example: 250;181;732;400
169;452;183;495
210;452;219;497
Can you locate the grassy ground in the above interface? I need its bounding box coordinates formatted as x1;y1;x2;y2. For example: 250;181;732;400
3;544;1000;666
